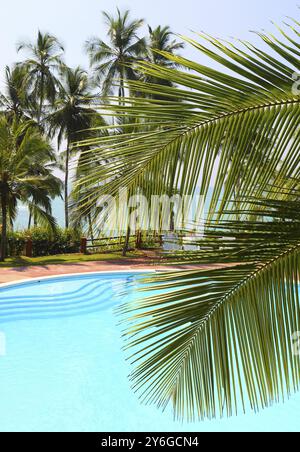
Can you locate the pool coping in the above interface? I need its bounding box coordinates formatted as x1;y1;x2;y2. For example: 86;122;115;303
0;269;159;290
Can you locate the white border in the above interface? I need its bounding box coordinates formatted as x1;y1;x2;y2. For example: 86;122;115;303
0;269;155;290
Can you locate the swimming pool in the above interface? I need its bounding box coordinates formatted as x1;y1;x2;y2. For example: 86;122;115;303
0;272;299;432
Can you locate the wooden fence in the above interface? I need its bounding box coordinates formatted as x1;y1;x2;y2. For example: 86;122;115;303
80;233;163;254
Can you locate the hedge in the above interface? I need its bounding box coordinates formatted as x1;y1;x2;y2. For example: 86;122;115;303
7;228;81;258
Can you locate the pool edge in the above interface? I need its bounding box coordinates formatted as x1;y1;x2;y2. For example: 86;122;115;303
0;270;156;290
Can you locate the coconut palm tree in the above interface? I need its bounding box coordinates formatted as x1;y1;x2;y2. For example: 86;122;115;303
147;25;184;66
0;65;30;121
85;9;146;98
17;31;64;125
75;19;300;419
48;66;103;229
27;153;63;230
0;117;58;261
129;26;184;102
0;65;62;231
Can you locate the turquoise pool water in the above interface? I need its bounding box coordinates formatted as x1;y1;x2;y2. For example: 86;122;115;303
0;272;299;432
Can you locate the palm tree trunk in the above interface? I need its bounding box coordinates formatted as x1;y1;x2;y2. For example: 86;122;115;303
122;225;131;257
28;210;32;229
34;72;44;231
88;214;94;243
65;140;70;229
118;85;123;100
118;85;124;107
119;76;125;105
0;193;7;262
37;72;45;126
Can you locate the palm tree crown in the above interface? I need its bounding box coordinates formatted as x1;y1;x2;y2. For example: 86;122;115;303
147;25;184;66
86;9;146;97
0;65;29;120
17;31;64;124
139;25;184;97
0;64;42;125
49;66;95;145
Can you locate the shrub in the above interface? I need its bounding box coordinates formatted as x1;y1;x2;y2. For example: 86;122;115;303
7;231;27;257
7;228;81;258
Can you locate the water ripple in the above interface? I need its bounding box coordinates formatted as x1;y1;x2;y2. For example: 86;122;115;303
0;275;139;324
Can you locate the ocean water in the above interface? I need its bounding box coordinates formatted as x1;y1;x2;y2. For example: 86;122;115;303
15;198;65;230
0;272;299;432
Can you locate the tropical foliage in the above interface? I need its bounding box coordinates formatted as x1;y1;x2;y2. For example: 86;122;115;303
48;66;101;228
75;19;300;419
0;10;183;261
0;10;182;260
86;9;146;97
147;25;184;66
7;227;81;258
0;65;30;121
144;25;184;91
0;117;59;261
17;31;64;125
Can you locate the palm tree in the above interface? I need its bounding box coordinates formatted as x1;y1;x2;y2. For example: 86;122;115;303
0;65;30;121
48;66;101;229
0;117;58;261
85;9;146;98
17;31;64;125
127;26;185;103
75;19;300;419
147;25;184;66
27;153;63;230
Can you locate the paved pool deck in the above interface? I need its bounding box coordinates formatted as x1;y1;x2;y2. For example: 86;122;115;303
0;258;232;285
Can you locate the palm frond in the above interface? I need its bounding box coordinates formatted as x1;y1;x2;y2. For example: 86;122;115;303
74;18;300;420
76;20;300;223
26;200;58;232
119;194;300;420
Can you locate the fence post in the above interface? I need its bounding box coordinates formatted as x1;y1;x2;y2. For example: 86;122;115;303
80;238;87;254
25;239;33;258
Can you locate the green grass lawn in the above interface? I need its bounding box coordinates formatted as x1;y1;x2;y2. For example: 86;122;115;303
0;251;146;268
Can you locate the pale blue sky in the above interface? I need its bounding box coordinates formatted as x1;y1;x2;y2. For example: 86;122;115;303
1;0;299;90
